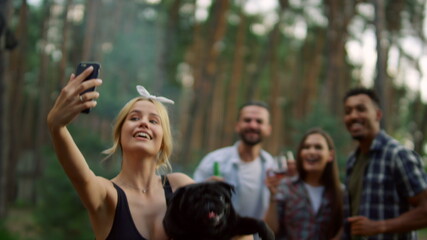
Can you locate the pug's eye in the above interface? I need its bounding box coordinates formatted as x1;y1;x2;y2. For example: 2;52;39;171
219;195;225;202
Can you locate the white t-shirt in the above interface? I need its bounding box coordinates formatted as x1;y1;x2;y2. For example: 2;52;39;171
303;182;325;214
236;157;262;217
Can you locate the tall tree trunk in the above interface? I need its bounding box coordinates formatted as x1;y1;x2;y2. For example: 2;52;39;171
82;0;97;61
207;61;226;149
243;0;286;102
373;0;388;129
408;88;427;156
298;27;326;117
33;0;52;203
323;0;355;115
155;0;181;93
199;0;230;152
110;1;124;37
415;103;427;156
282;55;298;147
0;10;5;218
0;0;13;219
265;15;283;155
244;39;271;101
6;0;28;207
177;20;203;167
59;0;72;86
179;0;230;166
223;10;247;144
256;0;289;154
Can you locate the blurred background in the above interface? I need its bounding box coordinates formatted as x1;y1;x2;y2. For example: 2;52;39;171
0;0;426;239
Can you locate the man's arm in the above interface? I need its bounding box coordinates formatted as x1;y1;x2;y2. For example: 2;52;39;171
348;190;427;236
193;154;215;182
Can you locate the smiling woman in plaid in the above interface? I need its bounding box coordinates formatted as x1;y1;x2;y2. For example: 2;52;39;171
264;128;344;240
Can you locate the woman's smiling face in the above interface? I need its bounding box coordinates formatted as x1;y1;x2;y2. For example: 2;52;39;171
300;133;333;174
120;100;164;157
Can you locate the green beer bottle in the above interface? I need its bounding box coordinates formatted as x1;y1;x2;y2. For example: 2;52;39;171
213;162;221;176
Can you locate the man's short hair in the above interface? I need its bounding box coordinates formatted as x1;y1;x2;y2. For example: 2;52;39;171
343;87;381;108
237;100;270;120
239;100;270;112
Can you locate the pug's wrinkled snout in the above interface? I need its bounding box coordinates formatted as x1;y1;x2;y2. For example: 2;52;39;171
202;198;224;225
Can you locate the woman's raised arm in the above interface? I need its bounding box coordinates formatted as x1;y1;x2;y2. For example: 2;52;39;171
47;67;108;212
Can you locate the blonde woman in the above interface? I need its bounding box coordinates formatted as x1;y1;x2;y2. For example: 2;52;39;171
47;67;193;240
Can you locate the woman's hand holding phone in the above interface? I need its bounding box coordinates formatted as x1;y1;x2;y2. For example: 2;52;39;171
47;64;102;131
75;62;101;113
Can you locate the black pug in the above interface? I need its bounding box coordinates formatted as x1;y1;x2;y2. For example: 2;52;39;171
163;181;275;240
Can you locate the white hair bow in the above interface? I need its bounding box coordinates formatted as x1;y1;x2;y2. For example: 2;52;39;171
136;85;175;104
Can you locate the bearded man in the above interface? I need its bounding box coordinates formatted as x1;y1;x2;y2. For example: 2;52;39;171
194;101;274;220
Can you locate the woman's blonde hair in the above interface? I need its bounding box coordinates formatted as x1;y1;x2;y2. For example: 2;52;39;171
103;97;173;172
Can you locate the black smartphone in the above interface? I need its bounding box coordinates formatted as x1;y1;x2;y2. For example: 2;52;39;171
75;62;101;113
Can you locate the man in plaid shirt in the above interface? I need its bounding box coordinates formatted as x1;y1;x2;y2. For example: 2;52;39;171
342;87;427;240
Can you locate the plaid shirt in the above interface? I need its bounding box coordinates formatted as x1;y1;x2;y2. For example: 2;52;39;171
343;131;427;240
276;177;333;240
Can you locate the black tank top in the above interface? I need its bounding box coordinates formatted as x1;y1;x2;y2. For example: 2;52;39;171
105;175;173;240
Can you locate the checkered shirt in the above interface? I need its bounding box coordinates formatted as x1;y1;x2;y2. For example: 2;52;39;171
276;177;333;240
343;131;427;240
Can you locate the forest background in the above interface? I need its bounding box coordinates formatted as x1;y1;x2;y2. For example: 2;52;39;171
0;0;427;239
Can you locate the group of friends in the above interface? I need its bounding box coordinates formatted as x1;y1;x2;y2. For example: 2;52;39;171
47;66;427;240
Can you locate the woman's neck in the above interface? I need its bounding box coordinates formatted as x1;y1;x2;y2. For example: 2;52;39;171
304;172;323;187
116;154;158;193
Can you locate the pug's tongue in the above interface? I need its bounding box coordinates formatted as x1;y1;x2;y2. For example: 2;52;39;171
208;211;217;219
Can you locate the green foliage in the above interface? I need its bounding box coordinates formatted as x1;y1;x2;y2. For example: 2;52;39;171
0;221;20;240
34;149;93;240
34;127;117;239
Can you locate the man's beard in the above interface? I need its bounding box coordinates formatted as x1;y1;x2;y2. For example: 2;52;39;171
352;135;364;141
349;130;365;141
347;121;367;141
239;131;262;146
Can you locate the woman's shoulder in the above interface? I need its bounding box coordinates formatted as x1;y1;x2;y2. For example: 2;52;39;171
165;172;194;192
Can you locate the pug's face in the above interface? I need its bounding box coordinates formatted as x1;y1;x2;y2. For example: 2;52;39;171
164;181;275;240
169;181;235;234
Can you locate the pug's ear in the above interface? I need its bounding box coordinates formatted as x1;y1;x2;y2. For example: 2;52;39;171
172;184;191;210
216;181;235;195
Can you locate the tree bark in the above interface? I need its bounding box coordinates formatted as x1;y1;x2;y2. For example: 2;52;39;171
265;14;283;155
207;61;226;149
223;10;247;145
155;0;181;93
373;0;388;129
200;0;230;151
323;0;355;115
299;27;326;117
179;0;230;164
0;0;12;219
244;0;288;103
59;0;73;86
33;0;53;203
257;0;288;154
81;0;97;61
6;0;28;207
177;20;203;165
415;104;427;156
